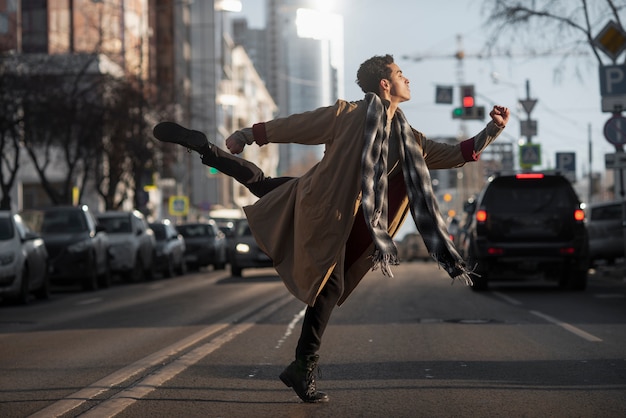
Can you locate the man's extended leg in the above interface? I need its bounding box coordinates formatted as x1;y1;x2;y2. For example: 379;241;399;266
279;250;345;403
153;121;293;197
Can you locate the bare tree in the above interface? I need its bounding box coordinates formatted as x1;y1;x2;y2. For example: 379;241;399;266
482;0;626;67
0;65;23;210
18;56;105;206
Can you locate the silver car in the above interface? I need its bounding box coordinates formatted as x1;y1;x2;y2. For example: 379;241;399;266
0;212;49;304
97;210;156;282
587;201;624;266
149;220;187;278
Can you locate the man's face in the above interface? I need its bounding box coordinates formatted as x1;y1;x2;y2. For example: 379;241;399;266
387;63;411;102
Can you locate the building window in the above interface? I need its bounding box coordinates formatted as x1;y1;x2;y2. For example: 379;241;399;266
22;0;48;53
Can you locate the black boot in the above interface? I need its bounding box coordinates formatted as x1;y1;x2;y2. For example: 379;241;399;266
153;121;210;155
279;354;329;403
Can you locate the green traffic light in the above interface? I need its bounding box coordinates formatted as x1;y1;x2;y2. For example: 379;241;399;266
209;167;219;175
453;107;464;117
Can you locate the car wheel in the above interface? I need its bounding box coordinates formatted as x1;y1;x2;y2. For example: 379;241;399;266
231;264;242;277
561;268;588;291
16;265;30;305
98;262;112;288
177;257;187;276
125;255;144;283
34;270;51;300
82;255;99;291
163;256;175;278
144;260;155;281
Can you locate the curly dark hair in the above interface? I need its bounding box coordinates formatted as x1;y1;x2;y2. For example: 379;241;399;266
356;54;395;94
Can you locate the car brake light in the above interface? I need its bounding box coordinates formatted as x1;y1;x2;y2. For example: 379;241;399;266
515;173;544;179
487;247;504;255
574;209;585;221
560;247;575;255
476;209;487;222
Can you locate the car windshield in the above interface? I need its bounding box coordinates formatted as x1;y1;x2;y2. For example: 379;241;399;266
177;224;214;238
235;221;252;236
98;216;132;233
590;204;621;221
41;210;88;233
483;178;576;213
0;218;15;240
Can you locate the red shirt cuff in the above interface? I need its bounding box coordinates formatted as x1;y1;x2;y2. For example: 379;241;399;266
252;123;268;146
460;138;479;161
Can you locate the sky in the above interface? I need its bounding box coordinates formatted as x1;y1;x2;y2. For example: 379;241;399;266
233;0;617;192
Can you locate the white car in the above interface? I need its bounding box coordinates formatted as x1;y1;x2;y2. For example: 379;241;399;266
0;212;49;304
97;210;156;282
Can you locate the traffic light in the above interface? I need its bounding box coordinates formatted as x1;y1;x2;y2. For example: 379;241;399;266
461;85;475;108
451;84;485;120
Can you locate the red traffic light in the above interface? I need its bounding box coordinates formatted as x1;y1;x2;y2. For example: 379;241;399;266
460;84;475;108
462;96;474;107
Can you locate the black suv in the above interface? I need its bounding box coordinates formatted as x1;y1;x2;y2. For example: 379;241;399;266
461;172;589;290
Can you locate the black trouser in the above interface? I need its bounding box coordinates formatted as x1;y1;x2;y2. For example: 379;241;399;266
200;144;294;197
200;145;342;360
295;249;345;359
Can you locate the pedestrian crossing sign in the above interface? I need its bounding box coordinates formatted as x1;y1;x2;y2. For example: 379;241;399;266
519;143;541;168
169;195;189;216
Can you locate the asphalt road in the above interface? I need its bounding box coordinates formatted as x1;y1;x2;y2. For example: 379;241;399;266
1;262;625;418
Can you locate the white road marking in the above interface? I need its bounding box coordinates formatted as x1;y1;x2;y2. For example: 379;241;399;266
530;310;603;342
29;294;293;418
594;293;625;299
75;298;102;306
492;291;523;306
275;307;306;350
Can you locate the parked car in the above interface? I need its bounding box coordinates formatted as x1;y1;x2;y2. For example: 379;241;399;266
149;220;186;278
395;232;431;262
462;172;589;290
176;221;228;270
228;219;273;277
586;201;624;266
34;206;110;291
96;210;156;282
0;212;49;304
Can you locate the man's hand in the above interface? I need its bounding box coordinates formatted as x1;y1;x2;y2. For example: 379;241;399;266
226;128;253;154
489;105;510;128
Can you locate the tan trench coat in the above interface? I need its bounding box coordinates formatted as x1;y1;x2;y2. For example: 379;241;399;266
244;99;503;306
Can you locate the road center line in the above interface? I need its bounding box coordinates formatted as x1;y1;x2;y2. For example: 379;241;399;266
29;293;293;418
492;291;523;306
530;310;603;342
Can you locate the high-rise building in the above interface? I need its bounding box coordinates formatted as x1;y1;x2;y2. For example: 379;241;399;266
234;0;344;176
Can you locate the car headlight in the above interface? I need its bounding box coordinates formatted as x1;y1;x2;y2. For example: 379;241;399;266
235;243;250;254
67;239;92;253
0;252;15;266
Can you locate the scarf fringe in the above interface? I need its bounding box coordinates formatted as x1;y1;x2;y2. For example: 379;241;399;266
370;249;399;278
431;253;476;287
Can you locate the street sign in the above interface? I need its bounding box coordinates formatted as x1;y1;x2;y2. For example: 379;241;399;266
556;152;576;182
602;96;626;113
519;99;537;114
603;114;626;146
593;21;626;62
519;143;541;167
605;152;626;169
520;119;538;137
599;64;626;95
435;85;453;104
168;195;189;216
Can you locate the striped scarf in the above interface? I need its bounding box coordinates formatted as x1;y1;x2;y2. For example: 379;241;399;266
361;93;472;285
